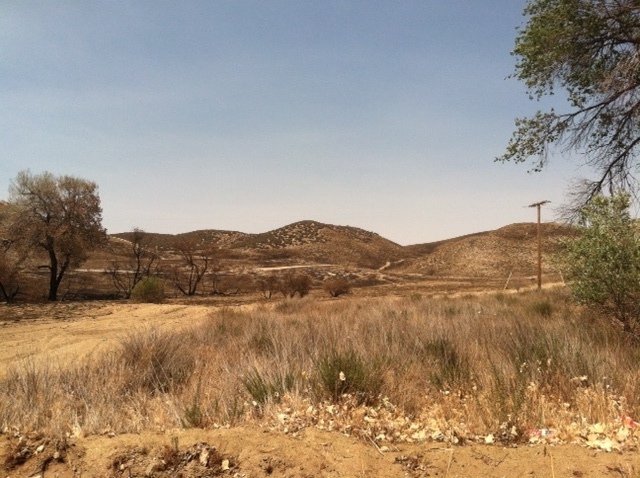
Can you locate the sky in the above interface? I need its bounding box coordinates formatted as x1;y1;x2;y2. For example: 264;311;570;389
1;1;582;245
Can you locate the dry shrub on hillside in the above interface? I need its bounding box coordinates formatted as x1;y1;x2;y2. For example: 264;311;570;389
323;277;350;297
280;273;312;298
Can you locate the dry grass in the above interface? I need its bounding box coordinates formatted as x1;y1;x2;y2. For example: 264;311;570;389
2;290;639;448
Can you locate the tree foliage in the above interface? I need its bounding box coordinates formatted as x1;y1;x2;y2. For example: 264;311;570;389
498;0;640;214
558;193;640;334
0;241;22;303
7;170;107;300
0;202;22;302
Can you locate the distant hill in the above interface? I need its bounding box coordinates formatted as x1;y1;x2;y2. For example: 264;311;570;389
112;220;406;269
110;220;575;276
401;222;574;277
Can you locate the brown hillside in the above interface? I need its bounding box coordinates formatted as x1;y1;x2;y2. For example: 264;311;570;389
402;222;574;278
108;221;576;277
231;220;405;268
112;220;406;269
111;230;249;251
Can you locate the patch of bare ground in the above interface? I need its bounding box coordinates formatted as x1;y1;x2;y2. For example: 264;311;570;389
2;427;640;477
0;302;213;378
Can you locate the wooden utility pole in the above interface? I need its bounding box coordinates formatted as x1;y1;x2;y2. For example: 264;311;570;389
529;200;550;291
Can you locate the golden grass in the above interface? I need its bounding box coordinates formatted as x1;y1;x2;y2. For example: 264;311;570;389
2;290;639;449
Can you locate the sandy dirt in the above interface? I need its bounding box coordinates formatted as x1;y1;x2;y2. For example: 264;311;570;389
0;302;213;378
3;426;640;477
2;301;640;477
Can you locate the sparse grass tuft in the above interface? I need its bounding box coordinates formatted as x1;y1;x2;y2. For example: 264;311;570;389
119;328;195;394
315;349;384;404
241;367;297;405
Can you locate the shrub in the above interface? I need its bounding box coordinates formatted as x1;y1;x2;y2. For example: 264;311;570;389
281;274;312;298
528;299;553;318
422;337;471;390
130;276;165;303
323;278;351;297
557;193;640;335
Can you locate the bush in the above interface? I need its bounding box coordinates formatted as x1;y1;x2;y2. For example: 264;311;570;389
323;278;351;297
281;274;312;298
528;299;553;318
241;367;296;405
422;337;471;390
557;193;640;335
130;276;165;303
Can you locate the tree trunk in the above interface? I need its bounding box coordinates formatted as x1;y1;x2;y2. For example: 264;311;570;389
48;262;58;301
45;236;70;301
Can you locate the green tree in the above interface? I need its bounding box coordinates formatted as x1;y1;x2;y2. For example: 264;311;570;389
558;193;640;334
498;0;640;214
7;170;107;301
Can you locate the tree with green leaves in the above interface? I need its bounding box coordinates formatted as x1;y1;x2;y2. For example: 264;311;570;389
7;170;107;301
498;0;640;214
558;193;640;335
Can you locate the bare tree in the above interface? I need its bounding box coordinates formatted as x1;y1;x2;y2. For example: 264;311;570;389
171;238;214;296
258;274;281;299
7;170;107;300
0;234;23;303
280;273;312;298
108;228;159;298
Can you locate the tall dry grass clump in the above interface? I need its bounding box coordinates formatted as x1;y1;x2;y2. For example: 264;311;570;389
2;290;640;446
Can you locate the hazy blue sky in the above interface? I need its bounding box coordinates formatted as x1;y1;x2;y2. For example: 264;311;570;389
1;1;579;245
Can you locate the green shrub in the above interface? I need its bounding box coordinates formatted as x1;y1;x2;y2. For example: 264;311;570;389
422;337;471;390
130;276;165;303
557;193;640;335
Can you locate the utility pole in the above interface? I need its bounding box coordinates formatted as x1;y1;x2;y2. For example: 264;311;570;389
529;200;550;291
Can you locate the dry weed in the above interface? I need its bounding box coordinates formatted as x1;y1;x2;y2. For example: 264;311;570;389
1;291;640;450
